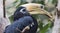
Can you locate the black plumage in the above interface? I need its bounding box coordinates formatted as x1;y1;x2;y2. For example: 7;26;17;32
4;6;38;33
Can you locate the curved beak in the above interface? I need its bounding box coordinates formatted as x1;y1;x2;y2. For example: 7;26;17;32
26;6;52;18
29;9;52;18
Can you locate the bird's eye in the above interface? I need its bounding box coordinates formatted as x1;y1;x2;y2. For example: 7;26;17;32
20;8;27;14
22;9;26;12
20;8;26;12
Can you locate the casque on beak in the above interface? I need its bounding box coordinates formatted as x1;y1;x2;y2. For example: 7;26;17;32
25;4;52;18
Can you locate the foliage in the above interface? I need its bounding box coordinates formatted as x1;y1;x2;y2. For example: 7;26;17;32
52;0;57;5
6;0;57;33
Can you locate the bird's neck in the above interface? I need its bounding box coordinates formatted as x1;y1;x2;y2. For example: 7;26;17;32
14;15;30;21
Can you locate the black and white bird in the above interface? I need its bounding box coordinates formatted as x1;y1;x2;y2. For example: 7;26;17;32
4;3;52;33
4;6;38;33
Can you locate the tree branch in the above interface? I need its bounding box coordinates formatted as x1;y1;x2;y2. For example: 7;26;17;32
3;0;6;18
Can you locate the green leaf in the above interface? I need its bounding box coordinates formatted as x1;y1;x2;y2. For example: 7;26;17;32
52;0;57;5
38;21;43;30
13;0;19;4
9;15;14;23
40;23;51;33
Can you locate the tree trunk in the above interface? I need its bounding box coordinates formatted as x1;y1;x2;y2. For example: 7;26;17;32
0;0;11;33
52;0;60;33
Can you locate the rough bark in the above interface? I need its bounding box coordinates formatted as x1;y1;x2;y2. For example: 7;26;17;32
52;0;60;33
52;12;60;33
0;0;11;33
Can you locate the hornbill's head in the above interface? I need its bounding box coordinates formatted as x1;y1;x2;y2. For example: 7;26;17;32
14;3;52;21
14;6;30;21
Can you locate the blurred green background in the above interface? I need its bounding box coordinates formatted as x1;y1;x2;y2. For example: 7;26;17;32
5;0;57;33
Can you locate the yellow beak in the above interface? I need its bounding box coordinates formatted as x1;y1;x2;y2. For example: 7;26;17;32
26;5;52;18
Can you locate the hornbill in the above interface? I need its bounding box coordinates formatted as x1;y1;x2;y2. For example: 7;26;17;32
4;3;52;33
4;5;38;33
